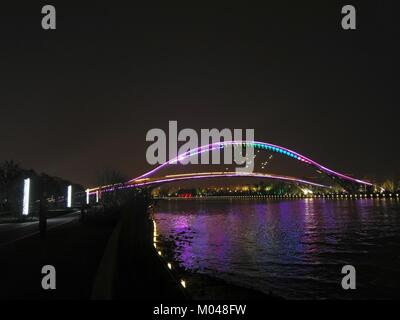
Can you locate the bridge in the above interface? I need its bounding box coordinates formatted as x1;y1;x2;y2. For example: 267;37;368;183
0;140;386;300
87;140;373;197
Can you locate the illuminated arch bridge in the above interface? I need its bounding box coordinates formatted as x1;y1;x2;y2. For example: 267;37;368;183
88;140;373;195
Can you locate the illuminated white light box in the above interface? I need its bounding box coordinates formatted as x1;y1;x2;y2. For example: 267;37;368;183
67;185;72;208
86;189;90;205
22;178;30;216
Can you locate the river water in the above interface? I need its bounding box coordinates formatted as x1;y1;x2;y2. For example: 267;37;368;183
154;198;400;299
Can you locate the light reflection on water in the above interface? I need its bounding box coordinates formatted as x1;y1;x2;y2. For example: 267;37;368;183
154;199;400;299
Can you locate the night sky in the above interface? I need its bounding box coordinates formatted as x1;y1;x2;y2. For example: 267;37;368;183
0;1;398;187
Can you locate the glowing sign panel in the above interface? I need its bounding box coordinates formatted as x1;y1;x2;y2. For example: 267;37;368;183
67;185;72;208
22;178;30;216
86;189;90;205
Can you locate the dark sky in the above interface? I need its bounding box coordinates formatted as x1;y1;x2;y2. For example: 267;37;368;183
0;1;398;187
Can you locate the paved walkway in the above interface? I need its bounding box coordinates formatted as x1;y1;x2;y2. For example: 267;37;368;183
0;203;186;300
0;212;116;299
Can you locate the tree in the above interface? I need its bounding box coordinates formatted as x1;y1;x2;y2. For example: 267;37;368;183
0;160;84;214
0;160;21;186
0;161;23;212
382;179;395;192
96;168;129;186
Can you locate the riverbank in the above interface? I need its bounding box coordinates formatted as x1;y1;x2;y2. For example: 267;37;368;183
155;231;281;300
156;192;400;200
179;269;281;300
91;198;187;300
152;198;400;299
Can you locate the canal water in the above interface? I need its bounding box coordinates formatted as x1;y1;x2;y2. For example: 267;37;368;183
153;198;400;299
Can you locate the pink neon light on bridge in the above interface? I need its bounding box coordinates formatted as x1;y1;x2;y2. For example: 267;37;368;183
129;140;372;186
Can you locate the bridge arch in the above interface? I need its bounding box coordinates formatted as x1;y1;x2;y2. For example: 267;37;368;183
130;172;330;189
130;140;372;187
